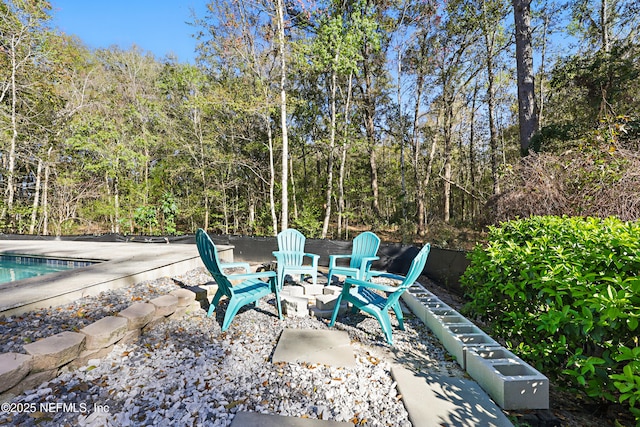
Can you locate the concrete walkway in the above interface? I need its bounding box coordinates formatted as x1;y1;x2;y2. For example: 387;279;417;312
270;328;513;427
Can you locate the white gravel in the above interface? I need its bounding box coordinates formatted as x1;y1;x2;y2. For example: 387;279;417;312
0;268;464;426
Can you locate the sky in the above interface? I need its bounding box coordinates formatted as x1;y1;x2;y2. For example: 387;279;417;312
50;0;208;63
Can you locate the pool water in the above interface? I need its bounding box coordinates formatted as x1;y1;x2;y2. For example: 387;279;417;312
0;254;95;284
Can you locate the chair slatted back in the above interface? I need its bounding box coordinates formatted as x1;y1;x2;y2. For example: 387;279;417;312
349;232;380;269
277;229;306;266
385;243;431;308
196;229;234;299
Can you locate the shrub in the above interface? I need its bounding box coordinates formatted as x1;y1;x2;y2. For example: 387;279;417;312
460;216;640;420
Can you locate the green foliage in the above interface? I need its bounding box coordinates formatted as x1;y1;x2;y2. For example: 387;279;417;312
133;206;158;234
461;216;640;420
291;205;323;238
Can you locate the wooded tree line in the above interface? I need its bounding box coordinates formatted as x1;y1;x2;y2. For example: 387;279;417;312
1;0;638;240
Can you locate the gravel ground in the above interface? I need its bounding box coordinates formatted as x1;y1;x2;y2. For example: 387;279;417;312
0;268;465;427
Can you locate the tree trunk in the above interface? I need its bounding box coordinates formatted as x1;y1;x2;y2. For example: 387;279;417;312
42;154;51;236
29;158;43;234
483;17;501;196
513;0;538;155
4;42;18;225
276;0;289;231
337;72;353;239
321;67;338;239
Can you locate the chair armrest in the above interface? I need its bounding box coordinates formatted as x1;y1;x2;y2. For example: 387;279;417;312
303;253;320;266
344;277;400;293
228;271;277;281
329;254;352;268
220;262;251;274
360;256;380;265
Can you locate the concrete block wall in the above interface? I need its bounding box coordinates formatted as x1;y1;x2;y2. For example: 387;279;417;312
0;288;201;403
401;284;549;410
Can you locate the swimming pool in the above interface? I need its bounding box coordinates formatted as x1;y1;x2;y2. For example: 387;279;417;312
0;254;96;284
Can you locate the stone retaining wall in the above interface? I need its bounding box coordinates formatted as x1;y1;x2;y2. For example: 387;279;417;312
0;288;202;403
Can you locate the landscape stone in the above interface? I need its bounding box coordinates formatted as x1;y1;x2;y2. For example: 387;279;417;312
23;331;85;372
118;302;156;330
80;316;128;350
150;295;179;316
0;353;32;393
170;288;196;306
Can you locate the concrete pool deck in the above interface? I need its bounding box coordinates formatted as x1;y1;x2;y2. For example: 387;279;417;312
0;240;233;317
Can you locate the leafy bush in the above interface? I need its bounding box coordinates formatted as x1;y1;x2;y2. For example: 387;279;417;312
460;216;640;420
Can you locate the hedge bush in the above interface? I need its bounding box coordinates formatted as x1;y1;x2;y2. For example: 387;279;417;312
460;216;640;421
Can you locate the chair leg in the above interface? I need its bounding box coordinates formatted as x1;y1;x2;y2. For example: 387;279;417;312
328;292;345;327
221;298;245;331
207;289;223;317
377;312;394;346
392;302;405;331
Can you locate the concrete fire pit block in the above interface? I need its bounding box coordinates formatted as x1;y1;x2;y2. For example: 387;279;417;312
23;331;85;372
280;285;305;298
315;294;341;311
323;285;343;296
118;302;156;330
170;288;197;306
150;295;179;317
282;295;309;317
0;353;32;393
303;284;325;296
80;316;129;350
466;347;549;410
309;305;347;319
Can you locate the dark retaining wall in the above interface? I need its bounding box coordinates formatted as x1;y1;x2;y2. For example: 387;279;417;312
0;233;471;296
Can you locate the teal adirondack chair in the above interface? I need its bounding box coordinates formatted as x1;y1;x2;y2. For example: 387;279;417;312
196;229;282;331
272;229;319;289
327;231;380;284
329;243;431;345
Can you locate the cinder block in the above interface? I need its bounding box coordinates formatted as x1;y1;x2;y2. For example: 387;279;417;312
0;353;32;393
150;295;179;317
281;285;305;297
439;323;500;368
282;295;309;317
315;294;340;311
23;331;85;372
303;284;325;296
118;302;156;330
466;347;549;410
322;285;343;295
80;316;128;350
309;305;347;319
425;309;471;341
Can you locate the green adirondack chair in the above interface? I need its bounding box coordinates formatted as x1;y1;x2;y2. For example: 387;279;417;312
272;228;319;289
328;243;431;345
196;229;282;331
327;231;380;284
